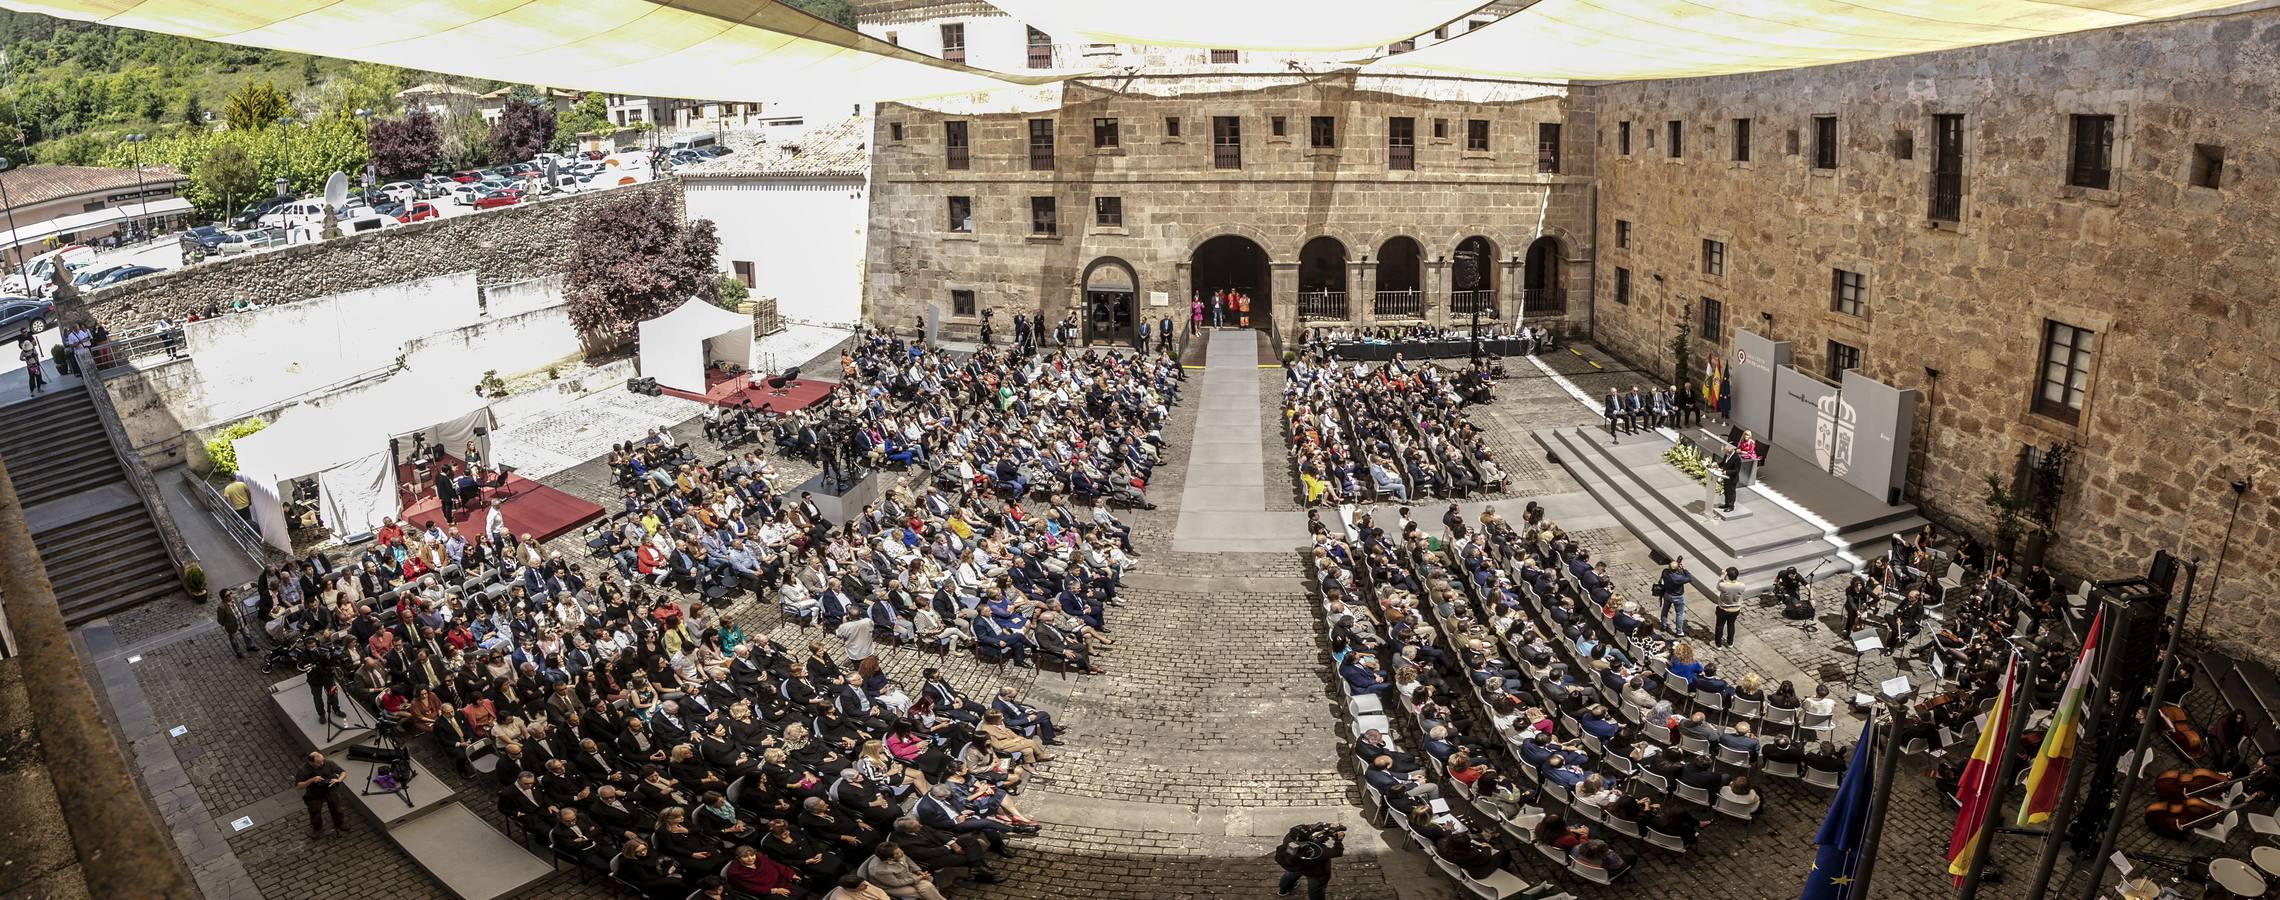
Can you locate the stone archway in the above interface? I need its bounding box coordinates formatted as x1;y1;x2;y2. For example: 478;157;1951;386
1523;235;1565;316
1374;236;1424;319
1191;234;1270;329
1453;235;1497;319
1082;257;1139;345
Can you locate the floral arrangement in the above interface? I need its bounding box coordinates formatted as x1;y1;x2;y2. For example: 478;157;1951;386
1663;442;1717;486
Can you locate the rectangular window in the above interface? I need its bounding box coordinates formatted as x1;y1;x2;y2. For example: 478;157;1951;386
1930;113;1965;222
1092;117;1119;149
1468;18;1489;31
1029;196;1057;236
1432;118;1448;140
1310;115;1336;148
1212;115;1242;169
732;261;755;288
2068;114;2115;190
1537;123;1561;172
1209;48;1238;64
1618;121;1631;156
1667;120;1683;158
1732;118;1751;162
2035;320;2095;424
1699;297;1724;341
1893;129;1914;160
1028;118;1054;170
1701;239;1724;276
1812;115;1838;169
1388;116;1415;170
1094;196;1122;227
1390;39;1415;53
1165;116;1181;139
952;289;975;317
889;122;904;142
1466;119;1490;151
946;196;972;233
1826;340;1861;381
1026;27;1052;69
944;120;970;170
2192;144;2225;189
1615;219;1630;249
1432;25;1448;39
1615;267;1631;305
1831;268;1865;317
940;23;965;63
1271;116;1287;137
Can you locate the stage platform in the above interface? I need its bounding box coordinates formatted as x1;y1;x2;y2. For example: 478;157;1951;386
392;803;556;900
660;368;833;414
267;672;372;754
399;468;604;544
1534;424;1927;594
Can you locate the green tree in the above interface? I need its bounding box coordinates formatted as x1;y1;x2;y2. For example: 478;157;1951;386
785;0;857;28
299;55;319;86
555;91;609;152
180;93;205;127
193;142;264;222
224;79;290;130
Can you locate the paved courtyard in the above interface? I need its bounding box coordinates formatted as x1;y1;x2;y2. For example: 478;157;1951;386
83;333;2250;900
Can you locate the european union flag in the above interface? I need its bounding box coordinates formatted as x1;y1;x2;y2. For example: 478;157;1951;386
1800;720;1879;900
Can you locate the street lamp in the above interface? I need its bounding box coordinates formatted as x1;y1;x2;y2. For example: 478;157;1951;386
0;156;27;276
123;133;149;243
278;115;298;230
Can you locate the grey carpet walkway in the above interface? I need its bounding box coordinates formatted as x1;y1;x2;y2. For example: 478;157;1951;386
1171;331;1311;554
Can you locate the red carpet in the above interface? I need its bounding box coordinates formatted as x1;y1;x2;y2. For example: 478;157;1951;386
659;369;833;414
399;469;604;544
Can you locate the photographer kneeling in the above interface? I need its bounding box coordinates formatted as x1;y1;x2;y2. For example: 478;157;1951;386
1274;822;1346;899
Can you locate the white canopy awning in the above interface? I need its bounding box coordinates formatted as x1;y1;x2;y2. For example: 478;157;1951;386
230;372;492;549
638;297;755;394
981;0;1487;51
1371;0;2260;81
2;196;194;253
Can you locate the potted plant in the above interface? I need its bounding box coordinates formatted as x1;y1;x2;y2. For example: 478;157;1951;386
1983;475;2037;561
181;561;208;602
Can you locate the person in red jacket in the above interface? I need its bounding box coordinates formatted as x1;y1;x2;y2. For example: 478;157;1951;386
725;844;803;897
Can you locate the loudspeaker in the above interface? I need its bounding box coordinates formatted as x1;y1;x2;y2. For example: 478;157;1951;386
626;377;660;396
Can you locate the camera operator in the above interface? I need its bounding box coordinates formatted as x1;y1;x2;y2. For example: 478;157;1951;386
1274;822;1345;899
301;636;349;725
295;751;351;834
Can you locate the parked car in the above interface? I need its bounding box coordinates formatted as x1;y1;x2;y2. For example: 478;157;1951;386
231;196;294;231
92;265;160;289
7;245;94;295
450;169;486;183
73;264;124;288
178;225;228;255
448;184;483;206
340;213;399;235
216;228;287;255
0;296;55;337
258;199;329;229
400;202;441;222
471;188;522;210
376;181;419;203
367;199;407;220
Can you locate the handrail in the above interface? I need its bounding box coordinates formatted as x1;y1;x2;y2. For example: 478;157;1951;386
0;453;201;900
183;469;279;572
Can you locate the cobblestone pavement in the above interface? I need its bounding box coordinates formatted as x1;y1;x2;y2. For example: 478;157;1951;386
93;339;2259;900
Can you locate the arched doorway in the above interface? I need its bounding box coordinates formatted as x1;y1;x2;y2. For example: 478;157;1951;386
1082;257;1138;345
1298;236;1348;321
1191;234;1270;329
1452;235;1496;319
1523;236;1564;315
1374;236;1423;319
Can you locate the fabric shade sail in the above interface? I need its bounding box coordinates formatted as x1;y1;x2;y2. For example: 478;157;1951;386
982;0;1491;51
0;0;1059;101
1373;0;2259;81
637;297;756;394
230;373;492;551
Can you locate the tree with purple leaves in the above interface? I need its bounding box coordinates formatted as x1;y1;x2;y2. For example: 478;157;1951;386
564;191;722;341
488;99;556;166
366;110;441;180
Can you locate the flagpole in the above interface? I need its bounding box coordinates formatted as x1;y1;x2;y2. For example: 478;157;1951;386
2072;559;2196;900
2024;608;2121;899
1958;642;2039;900
1847;703;1908;899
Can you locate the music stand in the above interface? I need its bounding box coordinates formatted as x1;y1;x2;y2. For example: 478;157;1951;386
1849;628;1885;683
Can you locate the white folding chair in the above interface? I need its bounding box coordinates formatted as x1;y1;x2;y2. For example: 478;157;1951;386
1644;826;1689;853
1573;801;1605;823
1465;867;1538;900
1714;744;1755;770
1803;766;1844;790
1727;697;1764;721
1674;781;1713;807
1760;759;1802;780
1602;814;1643;839
1680;734;1713;756
1694;689;1728;721
1541;781;1571;806
1762;704;1798;730
1567;857;1617;885
1535;841;1571;864
1643;721;1673;745
1633;770;1670;794
1713;793;1760;821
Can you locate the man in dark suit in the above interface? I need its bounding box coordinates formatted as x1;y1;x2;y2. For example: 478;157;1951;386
432;702;478;777
1602;388;1623;440
991;688;1061;744
922;670;987;724
549;806;614;869
1624;386;1648;434
434;463;459;522
1719;446;1742;512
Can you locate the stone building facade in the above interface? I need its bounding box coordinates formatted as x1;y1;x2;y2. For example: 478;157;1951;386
864;73;1595;344
1587;9;2280;661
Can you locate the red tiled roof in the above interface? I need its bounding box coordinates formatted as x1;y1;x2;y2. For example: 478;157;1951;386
0;164;188;210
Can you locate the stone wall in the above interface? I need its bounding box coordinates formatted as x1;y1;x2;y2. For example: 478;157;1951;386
84;179;684;330
864;72;1596;341
1587;9;2280;663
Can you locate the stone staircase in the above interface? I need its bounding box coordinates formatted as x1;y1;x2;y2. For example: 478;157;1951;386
0;389;184;624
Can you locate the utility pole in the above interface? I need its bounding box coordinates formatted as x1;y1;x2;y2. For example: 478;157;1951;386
1848;701;1909;898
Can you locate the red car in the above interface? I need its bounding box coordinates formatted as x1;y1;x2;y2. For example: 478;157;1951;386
471;189;521;210
450;169;486;183
401;202;440;222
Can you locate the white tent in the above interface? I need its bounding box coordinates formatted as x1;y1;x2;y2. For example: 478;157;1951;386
638;299;756;395
230;374;493;552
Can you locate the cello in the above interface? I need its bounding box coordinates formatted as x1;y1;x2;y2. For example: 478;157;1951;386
2156;704;2205;762
2144;767;2243;839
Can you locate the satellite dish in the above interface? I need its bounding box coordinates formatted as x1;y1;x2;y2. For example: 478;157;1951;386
323;171;349;209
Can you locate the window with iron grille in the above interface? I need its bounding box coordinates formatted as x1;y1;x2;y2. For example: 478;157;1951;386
1210;48;1238;64
940;23;965;63
1667;120;1683;158
2068;114;2115;190
2034;320;2095;424
1702;239;1724;276
1618;121;1631;156
1615;219;1630;249
1467;119;1490;151
1732;118;1751;162
1028;119;1054;170
1212;116;1241;169
952;289;975;317
1615;267;1630;305
1831;269;1865;317
946;196;972;233
1812;115;1838;169
944;120;969;170
1092;117;1119;149
1930;114;1965;222
1699;297;1723;341
1826;340;1861;381
1026;27;1052;69
1537;123;1561;173
1310;116;1336;148
1094;196;1122;227
1029;196;1057;236
1388;117;1415;170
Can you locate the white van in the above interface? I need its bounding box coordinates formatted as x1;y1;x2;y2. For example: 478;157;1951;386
258;199;329;230
9;245;95;295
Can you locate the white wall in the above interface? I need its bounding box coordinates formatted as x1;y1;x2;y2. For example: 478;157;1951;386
401;305;581;391
184;272;483;416
684;176;867;326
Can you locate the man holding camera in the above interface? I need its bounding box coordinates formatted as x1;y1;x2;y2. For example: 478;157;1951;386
295;751;350;834
303;636;348;725
1274;822;1345;899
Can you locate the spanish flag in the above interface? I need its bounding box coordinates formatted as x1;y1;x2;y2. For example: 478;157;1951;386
2017;611;2102;826
1947;652;2021;883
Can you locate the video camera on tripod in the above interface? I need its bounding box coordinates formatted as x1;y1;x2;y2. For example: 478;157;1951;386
348;718;418;806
